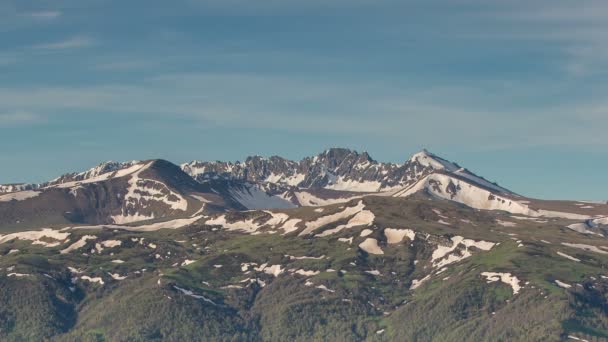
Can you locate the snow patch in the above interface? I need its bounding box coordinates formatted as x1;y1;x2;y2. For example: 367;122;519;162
294;191;360;207
0;228;70;247
173;285;216;305
325;176;382;192
230;184;296;210
298;201;366;235
432;236;494;268
316;284;335;293
81;275;104;285
0;190;40;202
555;280;572;289
561;243;608;255
395;173;589;220
410;275;431;290
338;237;353;244
108;272;127;280
359;238;384;255
316;209;375;237
60;235;97;254
384;228;415;244
496;220;517;227
557;251;581;262
294;269;320;276
360;229;373;237
481;272;521;294
280;219;302;234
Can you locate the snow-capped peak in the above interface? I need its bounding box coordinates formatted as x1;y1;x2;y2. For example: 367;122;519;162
407;149;459;172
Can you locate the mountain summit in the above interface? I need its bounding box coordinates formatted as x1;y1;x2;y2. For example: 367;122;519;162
0;148;604;230
0;148;607;341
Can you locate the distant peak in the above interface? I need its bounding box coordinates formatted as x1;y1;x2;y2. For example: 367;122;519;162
407;150;462;173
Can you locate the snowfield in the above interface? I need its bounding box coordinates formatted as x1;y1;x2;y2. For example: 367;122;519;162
299;200;367;236
384;228;416;244
229;184;296;210
431;236;494;268
359;238;384;255
481;272;521;295
0;190;40;202
0;228;70;247
394;173;590;220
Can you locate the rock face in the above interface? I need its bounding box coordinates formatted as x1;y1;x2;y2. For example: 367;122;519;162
1;148;506;197
181;148;505;194
2;148;606;229
0;160;228;229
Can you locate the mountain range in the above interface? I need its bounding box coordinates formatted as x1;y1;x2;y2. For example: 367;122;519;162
0;148;607;341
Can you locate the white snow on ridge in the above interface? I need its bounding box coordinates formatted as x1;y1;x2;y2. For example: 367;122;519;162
190;194;211;203
452;169;511;193
280;219;302;234
359;238;384;255
263;211;290;227
496;220;517;227
561;243;608;255
112;213;155;225
264;172;305;187
127;216;203;231
481;272;521;295
294;191;360;207
53;162;144;189
81;275;105;285
566;223;603;236
230;184;296;210
557;251;581;262
384;228;415;244
592;217;608;226
173;285;216;305
316;208;375;237
114;161;188;224
206;215;261;233
326;176;382;192
360;229;373;237
287;255;325;261
294;269;320;276
60;235;97;254
409;150;459;172
253;263;284;277
108;272;127;280
111;163;145;178
431;236;494;268
555;280;572;289
0;190;41;202
206;210;293;234
410;275;431;290
73;216;203;232
299;200;366;236
394;173;590;220
0;228;70;247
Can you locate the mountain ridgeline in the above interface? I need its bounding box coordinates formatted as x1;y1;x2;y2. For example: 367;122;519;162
0;148;607;341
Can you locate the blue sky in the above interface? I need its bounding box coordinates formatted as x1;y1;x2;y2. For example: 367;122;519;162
0;0;607;200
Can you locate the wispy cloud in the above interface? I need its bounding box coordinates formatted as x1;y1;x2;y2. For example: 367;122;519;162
0;111;41;125
33;35;95;50
0;72;605;149
93;60;158;71
28;11;62;19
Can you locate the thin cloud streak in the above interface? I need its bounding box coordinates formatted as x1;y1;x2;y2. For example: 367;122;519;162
0;111;41;125
28;11;62;19
0;73;605;149
33;35;95;50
